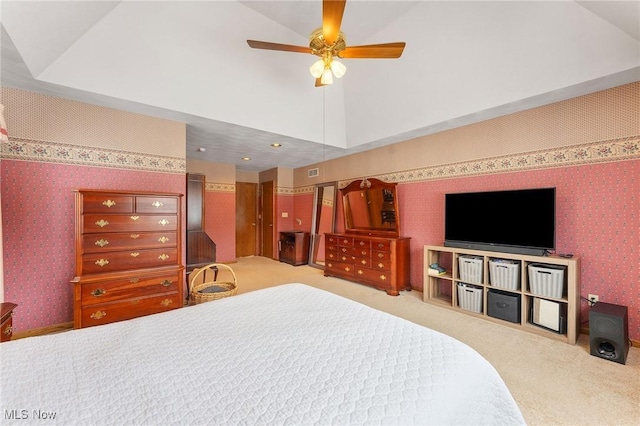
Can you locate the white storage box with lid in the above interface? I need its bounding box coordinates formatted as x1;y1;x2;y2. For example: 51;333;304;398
458;255;483;284
528;263;566;298
489;259;520;290
457;283;483;313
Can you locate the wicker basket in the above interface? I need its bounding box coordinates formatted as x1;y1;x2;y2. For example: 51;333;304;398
188;263;238;305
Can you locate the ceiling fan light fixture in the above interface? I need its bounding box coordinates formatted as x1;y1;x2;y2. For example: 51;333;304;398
309;59;325;78
330;59;346;78
320;67;333;85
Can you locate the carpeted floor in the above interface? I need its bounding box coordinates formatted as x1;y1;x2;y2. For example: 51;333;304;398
228;256;640;426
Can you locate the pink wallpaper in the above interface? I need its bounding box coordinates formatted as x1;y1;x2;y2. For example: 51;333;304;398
398;159;639;339
204;191;236;262
2;159;185;332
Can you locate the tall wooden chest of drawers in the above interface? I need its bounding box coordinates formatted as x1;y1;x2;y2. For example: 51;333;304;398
324;233;411;296
72;190;184;328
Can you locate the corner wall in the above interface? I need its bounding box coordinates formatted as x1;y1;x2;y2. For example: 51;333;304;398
1;88;186;331
293;82;640;340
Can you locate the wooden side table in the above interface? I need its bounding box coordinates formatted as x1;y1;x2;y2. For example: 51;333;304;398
1;303;18;342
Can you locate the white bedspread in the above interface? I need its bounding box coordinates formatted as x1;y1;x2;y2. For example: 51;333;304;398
0;284;525;425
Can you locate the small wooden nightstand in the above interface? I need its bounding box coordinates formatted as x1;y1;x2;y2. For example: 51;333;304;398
1;303;18;342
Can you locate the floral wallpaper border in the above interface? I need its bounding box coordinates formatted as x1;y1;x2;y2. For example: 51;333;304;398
1;137;186;174
205;182;235;193
373;136;640;185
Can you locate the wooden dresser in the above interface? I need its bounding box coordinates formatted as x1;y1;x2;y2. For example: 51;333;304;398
72;190;184;328
325;234;410;295
1;303;17;342
324;178;411;296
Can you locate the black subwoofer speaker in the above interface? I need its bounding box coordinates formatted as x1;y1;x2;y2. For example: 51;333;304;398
589;302;629;365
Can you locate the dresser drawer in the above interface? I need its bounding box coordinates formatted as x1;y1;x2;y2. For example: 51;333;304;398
325;260;355;276
135;196;179;214
1;315;14;342
354;239;371;249
83;214;178;233
82;231;178;253
82;248;179;273
372;250;391;264
356;267;392;288
325;249;339;262
80;272;181;305
354;257;371;268
80;292;181;328
371;240;391;251
337;236;354;246
82;194;134;213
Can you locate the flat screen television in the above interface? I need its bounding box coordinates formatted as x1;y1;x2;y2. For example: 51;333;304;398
444;187;556;256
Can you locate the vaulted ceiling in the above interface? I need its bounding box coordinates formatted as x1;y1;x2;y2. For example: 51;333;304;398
1;1;639;172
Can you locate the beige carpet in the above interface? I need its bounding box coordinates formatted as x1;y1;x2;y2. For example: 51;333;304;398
228;256;639;426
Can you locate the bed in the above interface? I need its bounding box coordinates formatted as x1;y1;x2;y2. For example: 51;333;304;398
0;284;525;425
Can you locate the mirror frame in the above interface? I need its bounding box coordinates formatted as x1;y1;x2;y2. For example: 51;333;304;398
341;178;400;237
308;182;337;268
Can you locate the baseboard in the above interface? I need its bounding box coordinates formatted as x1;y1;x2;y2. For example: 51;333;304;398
581;326;639;348
12;322;73;340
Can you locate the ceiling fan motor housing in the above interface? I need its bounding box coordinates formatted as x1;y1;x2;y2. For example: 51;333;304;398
309;27;346;57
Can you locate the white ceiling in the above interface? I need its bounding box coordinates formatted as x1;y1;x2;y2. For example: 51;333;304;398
1;1;639;172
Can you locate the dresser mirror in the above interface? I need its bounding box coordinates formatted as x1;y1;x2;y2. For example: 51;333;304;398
309;182;337;268
341;178;400;237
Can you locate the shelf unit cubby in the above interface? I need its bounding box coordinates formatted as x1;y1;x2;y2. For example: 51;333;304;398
424;245;581;344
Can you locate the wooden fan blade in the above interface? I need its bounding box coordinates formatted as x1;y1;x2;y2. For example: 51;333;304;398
340;42;406;59
247;40;311;54
323;0;347;45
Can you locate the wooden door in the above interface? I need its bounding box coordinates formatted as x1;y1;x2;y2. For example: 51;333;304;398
235;182;257;257
261;181;274;259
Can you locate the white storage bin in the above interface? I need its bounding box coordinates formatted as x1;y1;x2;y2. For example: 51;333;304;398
458;255;483;284
457;283;483;313
489;259;520;290
528;263;566;298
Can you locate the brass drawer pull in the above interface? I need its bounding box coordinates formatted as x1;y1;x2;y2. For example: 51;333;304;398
158;236;170;243
377;253;384;259
344;267;351;272
378;262;385;269
379;274;387;281
95;219;109;228
361;260;367;265
160;299;173;307
158;219;169;226
95;239;109;247
160;279;172;287
91;288;107;297
130;252;140;257
90;311;107;320
3;326;12;336
102;200;116;208
357;270;364;275
130;215;140;221
158;254;170;261
151;201;164;208
95;259;109;267
130;234;140;239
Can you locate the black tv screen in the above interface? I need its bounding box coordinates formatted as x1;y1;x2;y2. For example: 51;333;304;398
444;187;556;256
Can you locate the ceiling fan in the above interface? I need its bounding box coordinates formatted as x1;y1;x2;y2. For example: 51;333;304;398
247;0;406;87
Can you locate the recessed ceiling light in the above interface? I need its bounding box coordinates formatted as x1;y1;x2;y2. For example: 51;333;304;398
242;157;251;161
271;143;282;147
